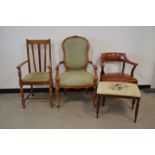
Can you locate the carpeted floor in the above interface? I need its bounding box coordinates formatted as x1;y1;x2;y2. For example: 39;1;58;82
0;90;155;129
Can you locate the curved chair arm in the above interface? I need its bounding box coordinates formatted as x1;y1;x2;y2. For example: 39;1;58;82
16;60;29;80
100;63;105;81
88;61;98;82
125;57;138;77
56;61;64;83
16;60;28;69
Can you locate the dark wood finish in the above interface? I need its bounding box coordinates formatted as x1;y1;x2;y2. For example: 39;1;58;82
96;96;101;118
132;99;136;109
96;94;140;123
100;52;138;108
16;39;53;108
134;99;140;123
100;53;138;84
56;36;98;108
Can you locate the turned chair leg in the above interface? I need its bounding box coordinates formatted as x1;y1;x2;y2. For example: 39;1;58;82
19;83;25;108
56;86;60;108
49;83;53;108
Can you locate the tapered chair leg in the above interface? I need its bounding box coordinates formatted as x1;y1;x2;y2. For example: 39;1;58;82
96;96;101;118
49;83;53;108
102;97;105;106
93;86;97;107
20;84;25;108
132;99;136;110
56;87;60;108
134;99;140;123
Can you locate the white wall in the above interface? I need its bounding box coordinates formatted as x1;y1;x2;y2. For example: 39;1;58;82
0;26;155;88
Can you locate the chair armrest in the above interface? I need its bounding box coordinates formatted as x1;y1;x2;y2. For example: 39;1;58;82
56;61;64;82
47;61;53;81
16;60;28;80
125;58;138;77
126;58;138;66
88;61;98;82
16;60;28;69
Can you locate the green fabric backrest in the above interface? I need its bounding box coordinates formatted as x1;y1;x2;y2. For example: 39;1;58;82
63;37;88;69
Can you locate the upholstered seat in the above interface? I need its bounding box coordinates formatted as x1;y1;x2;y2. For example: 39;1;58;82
23;72;49;82
60;70;94;86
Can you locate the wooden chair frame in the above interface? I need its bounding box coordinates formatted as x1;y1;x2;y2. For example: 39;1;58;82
100;52;138;83
55;35;98;108
16;39;53;108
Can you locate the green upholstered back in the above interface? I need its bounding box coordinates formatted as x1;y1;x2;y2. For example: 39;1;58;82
63;36;88;69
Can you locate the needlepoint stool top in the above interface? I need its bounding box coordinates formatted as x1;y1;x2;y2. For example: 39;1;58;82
97;82;141;98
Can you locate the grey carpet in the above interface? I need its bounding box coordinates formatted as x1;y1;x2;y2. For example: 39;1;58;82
0;90;155;129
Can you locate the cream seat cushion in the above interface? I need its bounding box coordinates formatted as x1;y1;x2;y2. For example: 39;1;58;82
23;72;49;82
60;70;94;86
97;82;141;98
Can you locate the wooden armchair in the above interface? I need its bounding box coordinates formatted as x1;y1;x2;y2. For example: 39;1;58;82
16;39;53;108
55;35;98;108
100;52;138;84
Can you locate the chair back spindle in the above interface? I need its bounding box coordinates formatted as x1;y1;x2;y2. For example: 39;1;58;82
26;39;52;73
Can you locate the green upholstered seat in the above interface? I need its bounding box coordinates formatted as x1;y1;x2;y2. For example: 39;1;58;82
60;70;94;86
63;37;88;69
23;72;49;82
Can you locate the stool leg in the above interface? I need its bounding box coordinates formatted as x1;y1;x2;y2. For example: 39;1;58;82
93;86;97;107
134;99;140;123
132;99;136;110
102;97;106;106
96;96;101;118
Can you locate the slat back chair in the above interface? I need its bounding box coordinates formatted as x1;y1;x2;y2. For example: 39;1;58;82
26;39;52;73
16;39;53;108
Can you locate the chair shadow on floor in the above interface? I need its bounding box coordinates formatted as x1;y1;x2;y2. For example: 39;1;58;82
60;91;95;115
62;91;91;104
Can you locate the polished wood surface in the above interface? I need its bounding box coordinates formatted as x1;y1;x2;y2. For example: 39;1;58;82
100;52;138;84
16;39;53;108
